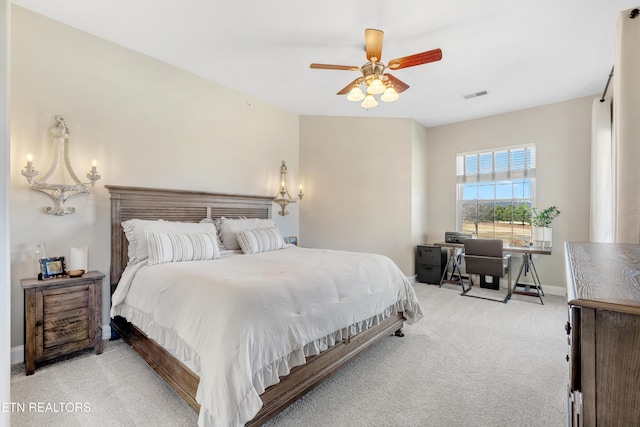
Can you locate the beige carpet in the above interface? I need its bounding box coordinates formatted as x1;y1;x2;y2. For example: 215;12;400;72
10;283;568;426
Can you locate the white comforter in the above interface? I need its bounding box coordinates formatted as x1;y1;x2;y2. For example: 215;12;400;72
111;245;423;427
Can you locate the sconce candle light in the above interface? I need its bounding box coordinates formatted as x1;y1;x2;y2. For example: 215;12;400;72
273;161;303;216
21;116;101;215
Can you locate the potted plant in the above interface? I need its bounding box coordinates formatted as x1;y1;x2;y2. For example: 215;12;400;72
532;206;560;248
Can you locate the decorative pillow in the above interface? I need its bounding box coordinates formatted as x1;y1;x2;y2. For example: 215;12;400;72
122;219;218;264
145;231;220;265
236;227;286;255
217;218;276;250
200;217;226;249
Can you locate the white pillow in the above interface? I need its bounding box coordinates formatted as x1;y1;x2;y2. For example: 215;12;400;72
200;217;226;249
217;218;276;250
145;231;220;265
236;227;286;254
122;219;218;264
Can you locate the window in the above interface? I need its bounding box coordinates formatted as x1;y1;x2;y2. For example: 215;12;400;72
456;144;536;244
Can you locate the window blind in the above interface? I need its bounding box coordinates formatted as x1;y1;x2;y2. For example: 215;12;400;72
457;144;536;183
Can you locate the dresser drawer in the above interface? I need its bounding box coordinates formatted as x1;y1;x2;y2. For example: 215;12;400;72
416;264;443;285
416;245;446;266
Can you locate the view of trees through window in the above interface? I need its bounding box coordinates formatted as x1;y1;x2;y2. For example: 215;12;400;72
460;198;533;244
457;145;536;245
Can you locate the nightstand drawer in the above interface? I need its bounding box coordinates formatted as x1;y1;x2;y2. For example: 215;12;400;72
43;284;90;314
43;307;91;349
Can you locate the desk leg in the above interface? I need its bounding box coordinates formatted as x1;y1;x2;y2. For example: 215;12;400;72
439;255;452;287
508;253;544;304
439;248;469;293
528;256;544;297
439;248;457;287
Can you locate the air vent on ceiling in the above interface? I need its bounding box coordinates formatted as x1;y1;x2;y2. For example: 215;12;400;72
463;90;488;100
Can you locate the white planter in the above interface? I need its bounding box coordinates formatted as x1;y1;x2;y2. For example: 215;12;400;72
533;227;552;248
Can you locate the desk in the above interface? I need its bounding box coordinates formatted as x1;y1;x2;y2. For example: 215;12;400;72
433;241;551;303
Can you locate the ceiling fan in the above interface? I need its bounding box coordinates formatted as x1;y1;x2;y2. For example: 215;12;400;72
310;29;442;108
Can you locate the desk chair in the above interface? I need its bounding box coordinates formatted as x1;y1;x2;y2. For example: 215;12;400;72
463;239;511;299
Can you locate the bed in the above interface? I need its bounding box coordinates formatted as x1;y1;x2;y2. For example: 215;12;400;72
106;185;422;426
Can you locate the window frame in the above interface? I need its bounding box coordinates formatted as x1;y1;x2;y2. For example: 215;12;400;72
455;144;536;243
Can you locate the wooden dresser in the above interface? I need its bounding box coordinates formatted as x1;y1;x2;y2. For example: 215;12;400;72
565;242;640;426
22;271;104;375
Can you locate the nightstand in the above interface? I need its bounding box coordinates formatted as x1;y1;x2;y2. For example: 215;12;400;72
21;271;104;375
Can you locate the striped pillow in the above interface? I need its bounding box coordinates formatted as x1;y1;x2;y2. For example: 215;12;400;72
145;232;220;265
217;218;276;250
236;227;286;254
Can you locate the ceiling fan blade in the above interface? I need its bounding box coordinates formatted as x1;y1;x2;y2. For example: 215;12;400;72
337;78;361;95
384;74;410;93
387;48;442;70
365;29;384;62
310;63;360;71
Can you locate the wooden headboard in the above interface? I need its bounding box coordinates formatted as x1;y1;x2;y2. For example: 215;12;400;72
106;185;273;293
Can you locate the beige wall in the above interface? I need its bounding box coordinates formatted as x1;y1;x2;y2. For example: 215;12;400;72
411;122;429;256
10;7;300;348
299;115;422;275
426;96;593;293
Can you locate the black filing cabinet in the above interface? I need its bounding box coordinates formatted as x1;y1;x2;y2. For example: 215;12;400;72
416;245;447;285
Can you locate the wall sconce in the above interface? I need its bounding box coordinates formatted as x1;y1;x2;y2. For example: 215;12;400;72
273;160;303;216
21;116;101;216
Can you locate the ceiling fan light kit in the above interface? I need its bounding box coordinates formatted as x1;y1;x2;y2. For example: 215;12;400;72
367;78;386;95
361;94;379;109
347;86;365;101
310;28;442;109
381;87;399;102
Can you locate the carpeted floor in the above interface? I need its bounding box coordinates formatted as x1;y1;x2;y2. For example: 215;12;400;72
10;283;568;426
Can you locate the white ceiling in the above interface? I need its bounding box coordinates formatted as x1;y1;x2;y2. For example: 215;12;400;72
12;0;639;127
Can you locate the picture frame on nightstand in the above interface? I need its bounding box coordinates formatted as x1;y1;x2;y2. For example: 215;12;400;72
286;236;299;246
39;256;66;279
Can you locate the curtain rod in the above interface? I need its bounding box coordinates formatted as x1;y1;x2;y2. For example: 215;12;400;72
600;65;614;102
599;9;638;102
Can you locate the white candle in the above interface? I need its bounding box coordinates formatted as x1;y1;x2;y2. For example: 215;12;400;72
26;154;33;167
91;160;97;173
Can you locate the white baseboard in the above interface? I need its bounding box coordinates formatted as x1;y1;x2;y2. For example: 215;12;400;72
11;325;113;365
532;283;565;296
414;275;566;298
509;281;565;296
10;345;23;365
